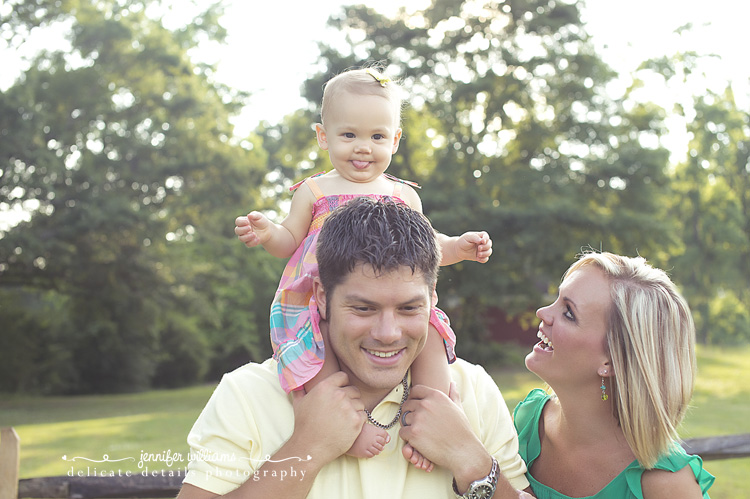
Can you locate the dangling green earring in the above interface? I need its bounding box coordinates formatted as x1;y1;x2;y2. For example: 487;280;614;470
600;377;608;401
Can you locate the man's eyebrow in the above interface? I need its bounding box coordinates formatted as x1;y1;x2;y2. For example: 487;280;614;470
342;294;377;305
342;293;428;306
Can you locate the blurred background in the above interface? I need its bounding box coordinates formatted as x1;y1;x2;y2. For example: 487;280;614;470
1;0;749;395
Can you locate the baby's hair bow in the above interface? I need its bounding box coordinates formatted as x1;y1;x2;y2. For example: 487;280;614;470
365;68;390;87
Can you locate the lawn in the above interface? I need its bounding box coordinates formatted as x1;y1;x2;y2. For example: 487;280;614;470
0;384;212;478
1;345;747;498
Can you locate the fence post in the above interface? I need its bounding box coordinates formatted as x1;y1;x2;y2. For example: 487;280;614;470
0;427;21;499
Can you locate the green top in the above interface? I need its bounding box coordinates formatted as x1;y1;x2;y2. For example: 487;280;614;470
513;389;715;499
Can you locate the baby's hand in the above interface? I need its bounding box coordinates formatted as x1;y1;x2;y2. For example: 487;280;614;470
456;231;492;263
234;211;272;248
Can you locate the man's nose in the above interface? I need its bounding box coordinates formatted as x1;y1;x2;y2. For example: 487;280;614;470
371;310;401;344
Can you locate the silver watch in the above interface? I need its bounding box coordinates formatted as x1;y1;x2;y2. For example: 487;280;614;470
452;457;499;499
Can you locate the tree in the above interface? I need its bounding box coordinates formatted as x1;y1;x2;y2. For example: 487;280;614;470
287;0;675;359
669;87;750;344
0;0;275;392
638;48;750;345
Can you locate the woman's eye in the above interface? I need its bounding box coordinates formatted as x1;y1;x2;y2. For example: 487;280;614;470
563;306;575;321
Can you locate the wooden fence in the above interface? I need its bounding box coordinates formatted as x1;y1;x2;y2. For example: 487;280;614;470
2;426;750;499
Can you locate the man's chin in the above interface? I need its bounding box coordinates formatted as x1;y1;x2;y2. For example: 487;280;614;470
374;367;412;390
348;366;409;392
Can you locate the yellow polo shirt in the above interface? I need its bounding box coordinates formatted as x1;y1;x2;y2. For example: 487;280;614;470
184;358;528;498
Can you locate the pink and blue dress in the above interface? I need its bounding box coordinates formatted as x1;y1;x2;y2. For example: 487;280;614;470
270;173;456;393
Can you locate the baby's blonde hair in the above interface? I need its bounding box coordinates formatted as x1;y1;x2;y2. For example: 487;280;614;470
564;251;696;469
320;66;404;128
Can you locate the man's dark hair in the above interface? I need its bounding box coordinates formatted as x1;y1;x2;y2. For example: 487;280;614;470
316;198;440;296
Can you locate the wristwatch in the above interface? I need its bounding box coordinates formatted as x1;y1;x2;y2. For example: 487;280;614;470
452;457;499;499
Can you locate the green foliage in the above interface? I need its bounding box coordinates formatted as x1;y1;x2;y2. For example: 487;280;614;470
706;291;750;345
646;53;750;344
2;1;749;395
0;0;274;393
0;289;77;393
280;0;679;358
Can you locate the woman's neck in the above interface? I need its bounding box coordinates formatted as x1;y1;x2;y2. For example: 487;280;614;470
551;384;626;446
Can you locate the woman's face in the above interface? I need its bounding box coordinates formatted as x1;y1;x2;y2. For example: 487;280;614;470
526;265;612;387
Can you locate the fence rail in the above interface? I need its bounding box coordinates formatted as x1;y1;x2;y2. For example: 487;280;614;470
3;427;749;499
17;475;183;499
681;433;750;461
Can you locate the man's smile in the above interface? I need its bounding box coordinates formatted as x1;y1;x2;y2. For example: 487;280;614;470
364;348;404;358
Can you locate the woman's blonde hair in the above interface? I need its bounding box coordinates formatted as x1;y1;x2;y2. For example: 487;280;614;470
320;66;404;128
564;251;696;468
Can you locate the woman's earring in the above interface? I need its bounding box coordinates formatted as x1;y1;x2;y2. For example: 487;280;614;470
600;377;608;401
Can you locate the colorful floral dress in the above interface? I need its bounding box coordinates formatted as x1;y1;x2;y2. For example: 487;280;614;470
270;173;457;393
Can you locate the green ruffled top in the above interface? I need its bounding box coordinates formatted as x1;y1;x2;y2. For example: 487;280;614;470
513;389;715;499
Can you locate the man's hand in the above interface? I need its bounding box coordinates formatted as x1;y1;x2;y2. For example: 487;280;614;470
399;383;520;498
290;372;366;465
398;383;477;472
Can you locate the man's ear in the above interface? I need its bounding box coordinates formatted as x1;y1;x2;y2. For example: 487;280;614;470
312;277;327;320
315;124;329;151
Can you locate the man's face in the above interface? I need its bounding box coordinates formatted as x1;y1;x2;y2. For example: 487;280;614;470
314;264;432;398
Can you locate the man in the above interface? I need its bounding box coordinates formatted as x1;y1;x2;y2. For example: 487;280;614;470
178;198;529;498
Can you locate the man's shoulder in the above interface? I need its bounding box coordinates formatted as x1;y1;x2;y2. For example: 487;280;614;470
449;357;492;377
448;358;496;391
216;359;286;398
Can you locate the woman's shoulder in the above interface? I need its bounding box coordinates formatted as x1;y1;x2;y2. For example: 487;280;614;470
515;388;551;413
640;465;710;498
628;444;715;498
513;388;551;434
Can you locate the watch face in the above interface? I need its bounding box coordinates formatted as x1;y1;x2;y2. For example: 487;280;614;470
469;483;494;499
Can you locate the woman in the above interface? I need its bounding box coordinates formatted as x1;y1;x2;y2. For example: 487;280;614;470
514;252;714;498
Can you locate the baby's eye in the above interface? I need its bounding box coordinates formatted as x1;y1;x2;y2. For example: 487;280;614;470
343;132;355;139
372;133;386;140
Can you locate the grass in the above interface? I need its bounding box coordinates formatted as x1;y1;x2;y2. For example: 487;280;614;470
1;346;748;497
0;385;213;477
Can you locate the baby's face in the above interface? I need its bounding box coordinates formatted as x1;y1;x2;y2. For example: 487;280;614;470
316;91;402;184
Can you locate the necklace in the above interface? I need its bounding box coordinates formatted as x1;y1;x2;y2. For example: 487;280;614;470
363;372;410;430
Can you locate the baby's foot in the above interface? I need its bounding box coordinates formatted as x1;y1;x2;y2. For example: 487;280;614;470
402;442;434;472
347;423;390;458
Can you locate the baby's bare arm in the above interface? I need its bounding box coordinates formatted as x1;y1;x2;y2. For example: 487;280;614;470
235;186;315;258
438;231;493;266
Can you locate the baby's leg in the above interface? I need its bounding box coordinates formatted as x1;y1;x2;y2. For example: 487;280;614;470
303;324;390;459
402;323;450;470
